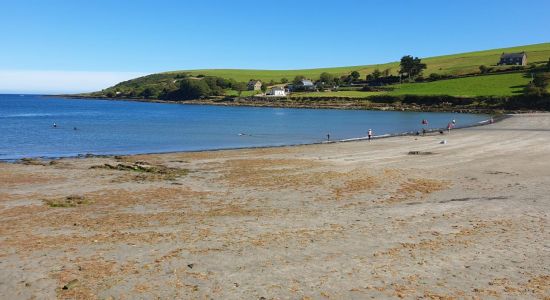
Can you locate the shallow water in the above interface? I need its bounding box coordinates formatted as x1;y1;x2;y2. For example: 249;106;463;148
0;94;489;159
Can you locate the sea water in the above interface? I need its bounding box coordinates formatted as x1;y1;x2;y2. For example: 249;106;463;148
0;94;489;160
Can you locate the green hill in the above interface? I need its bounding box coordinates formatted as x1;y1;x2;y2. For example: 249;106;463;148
172;43;550;81
95;42;550;99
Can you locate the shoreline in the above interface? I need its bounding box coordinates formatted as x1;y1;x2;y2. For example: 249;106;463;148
53;94;517;114
3;113;503;163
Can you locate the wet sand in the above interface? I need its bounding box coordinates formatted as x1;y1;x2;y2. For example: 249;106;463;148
1;113;549;299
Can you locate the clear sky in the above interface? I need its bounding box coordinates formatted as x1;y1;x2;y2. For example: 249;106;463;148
1;0;549;93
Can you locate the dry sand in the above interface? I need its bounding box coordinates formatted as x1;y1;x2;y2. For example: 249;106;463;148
1;113;549;299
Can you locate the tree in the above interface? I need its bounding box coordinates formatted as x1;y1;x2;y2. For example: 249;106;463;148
281;77;289;84
350;71;360;81
174;79;212;100
524;83;545;97
533;72;550;89
382;68;391;77
399;55;427;79
140;87;155;99
372;69;381;80
547;57;550;71
319;72;335;85
293;75;305;85
233;82;248;97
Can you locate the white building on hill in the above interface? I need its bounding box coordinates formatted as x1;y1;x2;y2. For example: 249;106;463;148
267;86;287;97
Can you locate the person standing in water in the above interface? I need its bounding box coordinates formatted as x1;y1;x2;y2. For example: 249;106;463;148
447;122;453;133
368;129;373;141
52;122;57;128
326;133;330;142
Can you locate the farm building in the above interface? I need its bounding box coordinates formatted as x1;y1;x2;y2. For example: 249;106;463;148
291;79;316;91
498;52;527;66
247;80;262;91
267;86;287;97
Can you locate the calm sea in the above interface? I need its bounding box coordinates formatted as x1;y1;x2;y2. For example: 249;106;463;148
0;94;489;160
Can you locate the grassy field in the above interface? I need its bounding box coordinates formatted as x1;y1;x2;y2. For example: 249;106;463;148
289;73;531;98
291;90;384;98
388;73;531;97
169;43;550;82
224;90;260;97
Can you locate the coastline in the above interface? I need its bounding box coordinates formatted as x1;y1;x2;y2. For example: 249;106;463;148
1;113;549;299
3;109;502;163
54;94;514;114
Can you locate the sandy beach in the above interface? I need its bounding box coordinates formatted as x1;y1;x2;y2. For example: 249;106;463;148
1;113;549;299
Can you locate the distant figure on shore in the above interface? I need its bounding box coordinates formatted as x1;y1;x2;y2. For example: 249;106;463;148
52;122;57;128
421;119;428;126
489;117;494;124
452;119;456;125
447;122;453;133
326;133;330;141
368;129;373;141
422;128;427;136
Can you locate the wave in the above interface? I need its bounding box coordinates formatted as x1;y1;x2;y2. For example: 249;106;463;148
0;113;54;118
0;112;98;118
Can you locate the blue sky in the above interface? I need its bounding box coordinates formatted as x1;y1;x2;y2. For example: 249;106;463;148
1;0;549;93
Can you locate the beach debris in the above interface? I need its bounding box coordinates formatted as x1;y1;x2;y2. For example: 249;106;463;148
187;263;194;269
19;158;46;166
408;151;435;155
90;162;188;180
440;140;447;144
62;279;79;290
43;195;89;208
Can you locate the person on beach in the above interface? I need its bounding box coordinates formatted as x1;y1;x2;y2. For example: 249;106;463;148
447;122;453;133
368;129;373;141
489;117;494;124
327;133;330;142
422;128;427;136
452;119;456;125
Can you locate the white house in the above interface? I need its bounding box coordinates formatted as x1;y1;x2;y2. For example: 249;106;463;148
267;86;287;97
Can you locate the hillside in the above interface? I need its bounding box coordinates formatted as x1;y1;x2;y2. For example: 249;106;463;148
173;43;550;82
293;73;532;98
93;43;550;99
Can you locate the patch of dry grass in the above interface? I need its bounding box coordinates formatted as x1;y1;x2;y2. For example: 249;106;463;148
385;178;450;204
43;195;90;208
